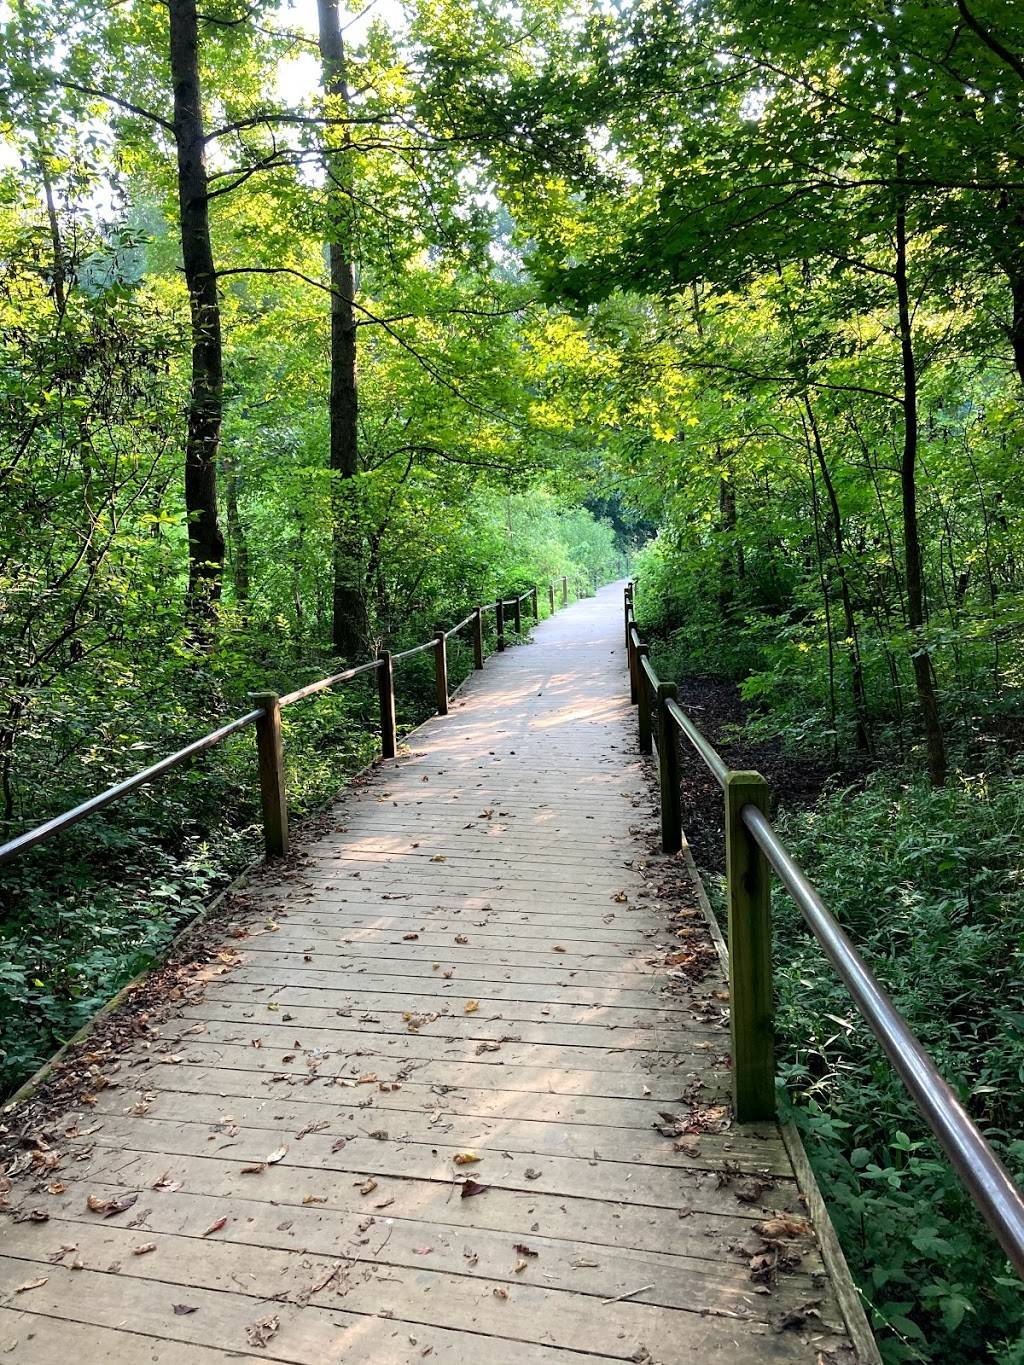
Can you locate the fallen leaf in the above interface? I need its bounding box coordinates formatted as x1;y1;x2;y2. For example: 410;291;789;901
14;1278;47;1295
493;1287;509;1300
202;1217;227;1237
514;1244;539;1258
86;1192;138;1218
246;1314;280;1348
463;1000;479;1014
454;935;469;945
133;1243;158;1256
241;1163;267;1175
460;1179;488;1199
453;1151;480;1166
358;1178;378;1196
523;1167;541;1181
172;1304;199;1316
152;1173;182;1193
265;1146;288;1165
429;855;447;863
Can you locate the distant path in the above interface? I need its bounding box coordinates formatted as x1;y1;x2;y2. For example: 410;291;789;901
0;584;860;1363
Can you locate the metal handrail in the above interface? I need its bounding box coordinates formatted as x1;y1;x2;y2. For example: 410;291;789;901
0;708;265;868
446;612;477;638
391;639;437;663
744;804;1024;1275
0;577;585;869
278;658;381;707
624;581;1024;1279
666;697;729;790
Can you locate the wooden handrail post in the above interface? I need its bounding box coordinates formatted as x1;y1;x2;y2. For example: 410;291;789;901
656;682;682;854
725;770;775;1122
377;650;397;758
624;585;633;649
548;582;555;614
531;585;539;620
512;595;522;634
472;607;484;669
251;692;288;858
561;575;568;606
434;632;449;715
496;599;505;651
637;646;652;754
628;626;638;705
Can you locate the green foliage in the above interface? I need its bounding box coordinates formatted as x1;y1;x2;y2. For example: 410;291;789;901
767;772;1024;1361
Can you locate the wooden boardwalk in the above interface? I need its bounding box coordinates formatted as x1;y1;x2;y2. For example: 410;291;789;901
0;585;868;1363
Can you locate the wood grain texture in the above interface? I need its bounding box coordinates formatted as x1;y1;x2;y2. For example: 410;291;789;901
0;583;869;1363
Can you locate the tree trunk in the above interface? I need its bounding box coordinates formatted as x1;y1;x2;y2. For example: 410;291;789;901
168;0;225;613
316;0;364;657
802;397;871;751
717;468;738;620
223;452;249;603
895;191;947;786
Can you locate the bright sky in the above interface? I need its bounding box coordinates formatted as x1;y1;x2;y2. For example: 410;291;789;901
274;0;407;104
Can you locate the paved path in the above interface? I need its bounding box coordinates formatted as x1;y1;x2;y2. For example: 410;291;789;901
0;584;863;1362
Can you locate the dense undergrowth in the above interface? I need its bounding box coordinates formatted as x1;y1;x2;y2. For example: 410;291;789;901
0;506;612;1099
633;545;1024;1362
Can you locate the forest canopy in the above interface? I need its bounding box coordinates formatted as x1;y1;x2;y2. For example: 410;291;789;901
2;0;1024;1359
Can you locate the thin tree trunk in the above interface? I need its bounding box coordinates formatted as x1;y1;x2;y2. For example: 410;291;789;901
168;0;225;612
223;452;249;603
316;0;364;657
803;397;871;751
894;188;947;785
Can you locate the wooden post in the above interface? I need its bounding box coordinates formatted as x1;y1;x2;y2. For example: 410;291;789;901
511;595;521;634
636;645;652;754
628;626;638;704
472;607;484;669
434;632;449;715
561;575;568;606
252;692;288;857
531;586;539;620
496;599;505;651
377;650;396;759
548;583;555;614
624;585;632;649
656;682;682;854
725;771;775;1122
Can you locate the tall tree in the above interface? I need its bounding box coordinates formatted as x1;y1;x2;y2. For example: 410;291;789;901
316;0;363;657
169;0;226;611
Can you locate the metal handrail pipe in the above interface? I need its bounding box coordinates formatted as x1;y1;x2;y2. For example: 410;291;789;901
742;802;1024;1277
446;613;477;638
640;655;661;693
0;708;266;868
278;659;381;707
665;698;729;790
392;639;437;663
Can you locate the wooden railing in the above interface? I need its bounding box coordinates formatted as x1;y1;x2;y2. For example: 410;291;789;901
623;583;1024;1277
0;575;603;873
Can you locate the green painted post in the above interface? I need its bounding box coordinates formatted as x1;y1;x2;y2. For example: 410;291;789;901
725;771;775;1123
376;651;397;758
636;645;652;754
252;692;288;857
656;682;682;854
434;632;449;716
